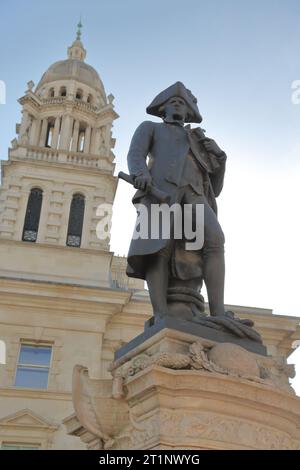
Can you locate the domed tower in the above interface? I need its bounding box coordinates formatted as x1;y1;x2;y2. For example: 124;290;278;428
0;28;119;286
0;26;144;452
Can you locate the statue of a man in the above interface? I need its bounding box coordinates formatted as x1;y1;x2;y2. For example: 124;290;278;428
125;82;260;342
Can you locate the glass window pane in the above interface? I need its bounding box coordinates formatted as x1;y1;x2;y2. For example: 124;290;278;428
19;345;51;366
15;366;49;389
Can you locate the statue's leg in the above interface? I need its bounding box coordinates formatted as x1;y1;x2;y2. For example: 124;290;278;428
145;246;172;318
145;188;182;318
183;188;225;317
201;202;225;316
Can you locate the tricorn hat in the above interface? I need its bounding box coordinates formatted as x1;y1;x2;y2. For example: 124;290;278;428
146;81;202;123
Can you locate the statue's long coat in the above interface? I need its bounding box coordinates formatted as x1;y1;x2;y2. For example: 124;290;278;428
126;120;226;280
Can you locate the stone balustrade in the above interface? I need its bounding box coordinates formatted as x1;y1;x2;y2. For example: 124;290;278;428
41;97;66;106
21;146;106;169
41;97;99;113
26;147;59;163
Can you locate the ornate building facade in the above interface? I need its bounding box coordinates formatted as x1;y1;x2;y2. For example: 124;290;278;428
0;32;299;449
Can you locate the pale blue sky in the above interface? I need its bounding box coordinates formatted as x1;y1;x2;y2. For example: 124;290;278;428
0;0;300;392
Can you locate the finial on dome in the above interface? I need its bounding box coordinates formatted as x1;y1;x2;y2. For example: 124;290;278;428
76;17;83;41
67;18;86;61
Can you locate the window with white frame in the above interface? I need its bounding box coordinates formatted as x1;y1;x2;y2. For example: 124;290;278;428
14;343;52;389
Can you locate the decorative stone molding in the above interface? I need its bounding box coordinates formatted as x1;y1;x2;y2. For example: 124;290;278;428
0;408;58;450
66;330;300;450
111;341;295;394
127;409;300;450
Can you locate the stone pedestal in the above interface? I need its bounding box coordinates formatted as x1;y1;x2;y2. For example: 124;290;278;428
65;327;300;450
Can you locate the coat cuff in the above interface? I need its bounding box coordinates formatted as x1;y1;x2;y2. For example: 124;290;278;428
133;169;151;178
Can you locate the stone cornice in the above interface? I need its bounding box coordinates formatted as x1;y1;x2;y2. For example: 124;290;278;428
0;275;133;308
18;94;118;121
0;238;112;256
0;387;72;401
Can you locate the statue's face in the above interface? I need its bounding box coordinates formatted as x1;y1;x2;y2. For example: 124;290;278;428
164;96;188;121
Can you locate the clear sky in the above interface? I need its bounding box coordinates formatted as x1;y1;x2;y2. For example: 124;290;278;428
0;0;300;393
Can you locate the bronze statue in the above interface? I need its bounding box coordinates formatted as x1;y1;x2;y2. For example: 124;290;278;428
121;82;261;343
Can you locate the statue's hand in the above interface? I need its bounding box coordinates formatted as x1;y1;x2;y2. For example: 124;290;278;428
202;138;224;157
134;174;152;191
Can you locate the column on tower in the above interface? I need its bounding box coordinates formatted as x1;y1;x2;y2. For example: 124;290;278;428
89;128;96;154
29;118;41;146
104;126;111;157
93;127;101;156
39;118;48;147
59;114;73;150
51;116;61;149
83;125;91;153
18;110;29;141
71;120;80;152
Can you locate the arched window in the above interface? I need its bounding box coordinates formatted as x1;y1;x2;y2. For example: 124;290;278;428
66;194;85;247
76;89;83;100
87;94;93;104
59;86;67;97
49;88;55;97
22;188;43;242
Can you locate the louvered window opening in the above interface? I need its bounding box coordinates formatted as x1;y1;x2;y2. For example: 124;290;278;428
22;188;43;242
66;194;85;247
